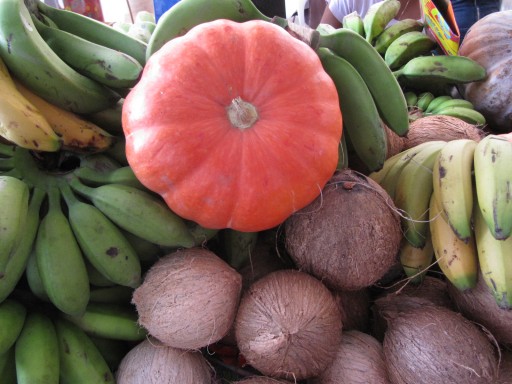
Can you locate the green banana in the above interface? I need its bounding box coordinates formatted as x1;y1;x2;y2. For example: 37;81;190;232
319;28;409;136
368;148;406;184
89;285;134;304
432;139;477;243
0;175;29;274
0;299;26;354
428;98;475;114
15;312;60;384
342;11;365;36
384;31;436;70
403;91;418;108
474;135;512;240
89;336;131;372
0;187;45;303
120;229;163;266
85;260;116;288
474;201;512;309
35;187;90;316
363;0;401;44
0;0;119;115
31;14;143;89
62;302;147;342
416;91;435;112
127;20;156;44
147;0;270;59
54;318;115;384
73;165;146;190
0;347;16;384
393;55;487;87
25;251;50;302
318;47;387;172
374;18;424;54
69;179;195;248
394;140;447;248
434;106;486;125
37;0;147;67
84;99;124;135
424;95;453;113
399;235;434;283
60;183;142;288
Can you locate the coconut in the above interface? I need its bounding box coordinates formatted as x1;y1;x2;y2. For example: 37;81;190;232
384;123;406;158
496;349;512;384
234;269;342;380
402;115;486;150
233;377;291;383
116;338;214;384
379;297;499;383
448;272;512;347
311;330;390;384
132;247;242;350
333;289;371;332
284;169;402;291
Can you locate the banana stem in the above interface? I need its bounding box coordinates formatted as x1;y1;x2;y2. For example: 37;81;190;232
46;187;61;213
69;176;95;200
59;183;80;207
393;69;403;78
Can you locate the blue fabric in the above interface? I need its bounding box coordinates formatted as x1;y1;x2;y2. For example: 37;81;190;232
153;0;181;21
451;0;500;41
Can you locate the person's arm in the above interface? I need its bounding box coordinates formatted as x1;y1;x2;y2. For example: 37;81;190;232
320;5;343;28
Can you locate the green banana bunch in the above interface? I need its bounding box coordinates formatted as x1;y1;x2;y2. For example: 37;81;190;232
374;18;424;54
15;312;60;384
0;346;16;384
432;105;486;125
37;0;147;67
318;47;387;172
363;0;401;44
54;318;115;384
89;285;134;305
424;95;453;113
69;178;195;248
473;135;512;240
147;0;270;58
394;140;447;248
384;31;436;70
85;99;124;136
0;176;29;274
31;13;143;90
393;55;487;88
60;183;142;288
342;11;365;36
25;251;50;302
432;139;477;243
429;191;478;291
474;201;512;309
0;299;26;354
35;187;90;316
427;98;474;114
73;165;146;190
318;28;409;136
403;91;418;108
416;91;435;112
62;302;147;342
0;188;46;303
89;336;131;373
0;0;120;115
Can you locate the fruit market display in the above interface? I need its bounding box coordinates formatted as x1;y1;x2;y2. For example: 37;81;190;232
0;0;511;382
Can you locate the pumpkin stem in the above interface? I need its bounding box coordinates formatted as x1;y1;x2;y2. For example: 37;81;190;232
226;97;259;129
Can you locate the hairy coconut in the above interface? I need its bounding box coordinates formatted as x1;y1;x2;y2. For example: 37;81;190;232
496;349;512;384
116;338;214;384
333;289;371;332
403;115;485;150
448;272;512;347
311;330;391;384
379;297;499;384
234;377;291;383
284;169;402;291
384;123;405;158
132;247;242;349
234;269;342;380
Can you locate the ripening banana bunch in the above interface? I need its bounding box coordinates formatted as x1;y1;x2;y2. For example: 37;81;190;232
0;141;216;317
0;297;145;384
403;91;487;125
370;135;512;308
112;10;157;44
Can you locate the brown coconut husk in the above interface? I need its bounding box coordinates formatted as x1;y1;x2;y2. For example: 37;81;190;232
284;169;402;291
448;271;512;348
333;289;371;333
311;330;391;384
234;269;342;381
384;123;406;158
403;115;486;150
116;338;215;384
234;377;291;383
496;349;512;384
132;248;242;350
378;296;499;384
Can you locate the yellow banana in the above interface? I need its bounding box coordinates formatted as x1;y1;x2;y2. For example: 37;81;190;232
429;192;478;291
399;236;434;284
0;58;61;152
14;79;114;154
432;139;477;243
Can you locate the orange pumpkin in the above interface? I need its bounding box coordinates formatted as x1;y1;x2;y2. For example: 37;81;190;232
122;19;342;232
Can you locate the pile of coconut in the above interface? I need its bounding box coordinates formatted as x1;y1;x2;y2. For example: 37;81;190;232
114;169;511;383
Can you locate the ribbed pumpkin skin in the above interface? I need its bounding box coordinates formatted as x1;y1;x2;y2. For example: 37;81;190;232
122;19;343;232
459;11;512;132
